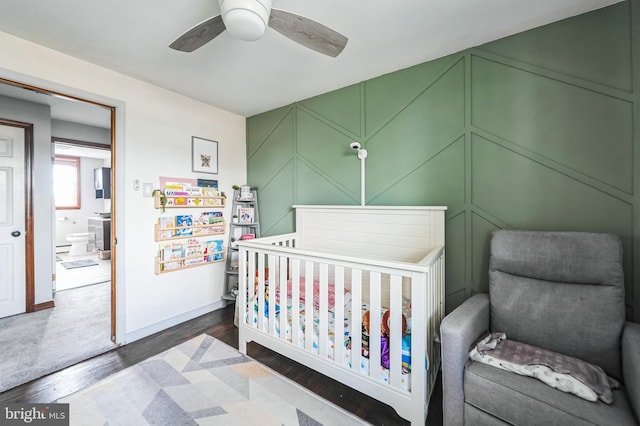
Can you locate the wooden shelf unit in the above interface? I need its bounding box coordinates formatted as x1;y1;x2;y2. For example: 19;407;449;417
154;192;226;209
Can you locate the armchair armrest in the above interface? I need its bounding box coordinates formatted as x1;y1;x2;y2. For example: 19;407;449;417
622;321;640;422
440;293;490;426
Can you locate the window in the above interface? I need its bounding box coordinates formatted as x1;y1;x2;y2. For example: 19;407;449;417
54;155;80;209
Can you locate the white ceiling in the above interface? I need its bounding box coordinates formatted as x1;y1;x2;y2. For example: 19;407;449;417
0;0;623;119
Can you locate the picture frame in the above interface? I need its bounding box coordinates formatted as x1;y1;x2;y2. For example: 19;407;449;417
191;136;218;174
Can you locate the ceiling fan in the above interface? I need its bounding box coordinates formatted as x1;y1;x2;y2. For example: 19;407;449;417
169;0;348;57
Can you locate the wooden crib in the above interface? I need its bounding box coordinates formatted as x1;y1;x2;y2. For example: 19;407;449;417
236;205;446;425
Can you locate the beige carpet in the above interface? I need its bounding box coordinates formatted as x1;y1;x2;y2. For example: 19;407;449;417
59;334;369;425
0;282;114;392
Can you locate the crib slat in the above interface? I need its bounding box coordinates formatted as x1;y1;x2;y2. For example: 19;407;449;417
369;272;381;379
351;269;362;374
258;253;266;332
291;259;300;347
334;266;345;366
304;261;314;352
319;263;329;358
389;274;402;388
268;254;276;336
411;271;427;424
248;251;257;328
279;256;287;342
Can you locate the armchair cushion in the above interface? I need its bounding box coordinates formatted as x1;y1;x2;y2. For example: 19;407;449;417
464;362;637;426
489;231;625;379
470;333;619;403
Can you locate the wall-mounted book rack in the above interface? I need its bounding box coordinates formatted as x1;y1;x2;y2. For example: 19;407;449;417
154;192;226;209
154;250;225;274
153;192;226;274
154;222;225;242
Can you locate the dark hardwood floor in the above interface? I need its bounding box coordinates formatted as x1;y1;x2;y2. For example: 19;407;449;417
0;304;443;425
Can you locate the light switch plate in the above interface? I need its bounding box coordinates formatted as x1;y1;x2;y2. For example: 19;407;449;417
142;182;154;197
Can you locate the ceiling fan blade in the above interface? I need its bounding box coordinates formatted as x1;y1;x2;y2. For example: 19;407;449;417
169;15;226;52
268;9;347;57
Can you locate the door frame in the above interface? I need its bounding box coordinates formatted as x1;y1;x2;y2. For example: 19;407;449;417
0;76;122;343
0;118;35;312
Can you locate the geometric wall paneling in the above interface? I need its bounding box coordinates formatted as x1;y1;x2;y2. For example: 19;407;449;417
247;109;295;189
299;83;362;136
253;160;296;236
470;212;500;294
295;159;358;206
476;1;632;92
471;55;633;194
369;136;465;212
366;59;465;197
247;1;640;320
246;105;292;157
444;211;467;304
264;209;295;237
364;54;458;137
471;133;633;236
296;108;362;189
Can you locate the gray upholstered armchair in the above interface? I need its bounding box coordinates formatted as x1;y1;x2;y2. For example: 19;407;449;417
440;230;640;425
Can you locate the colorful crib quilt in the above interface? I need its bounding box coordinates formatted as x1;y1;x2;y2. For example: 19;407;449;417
249;285;424;391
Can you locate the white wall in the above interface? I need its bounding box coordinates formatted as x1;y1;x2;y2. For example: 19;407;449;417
52;119;111;145
0;31;246;342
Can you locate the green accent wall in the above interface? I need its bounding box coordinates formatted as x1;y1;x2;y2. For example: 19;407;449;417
247;1;640;320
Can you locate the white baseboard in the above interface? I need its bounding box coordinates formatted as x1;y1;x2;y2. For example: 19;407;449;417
124;300;226;344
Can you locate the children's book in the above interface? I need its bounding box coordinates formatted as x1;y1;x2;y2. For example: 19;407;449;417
158;217;175;239
176;215;193;236
201;211;224;223
184;186;203;196
205;240;224;262
241;233;255;240
161;242;184;260
197;178;218;188
162;260;183;271
184;239;205;265
202;187;218;197
238;207;254;224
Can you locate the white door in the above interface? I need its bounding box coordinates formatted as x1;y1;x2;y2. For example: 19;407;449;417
0;124;26;318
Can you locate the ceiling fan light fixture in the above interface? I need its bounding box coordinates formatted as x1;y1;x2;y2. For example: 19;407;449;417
219;0;272;41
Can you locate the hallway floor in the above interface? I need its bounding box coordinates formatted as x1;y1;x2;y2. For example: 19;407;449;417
0;250;113;393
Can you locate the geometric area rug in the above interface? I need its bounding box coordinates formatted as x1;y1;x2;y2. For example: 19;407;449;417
58;334;369;425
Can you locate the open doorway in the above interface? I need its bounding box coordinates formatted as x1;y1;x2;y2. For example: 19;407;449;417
53;140;112;293
0;78;119;392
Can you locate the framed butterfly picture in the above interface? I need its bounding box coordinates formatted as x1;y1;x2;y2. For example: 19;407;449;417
192;136;218;174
